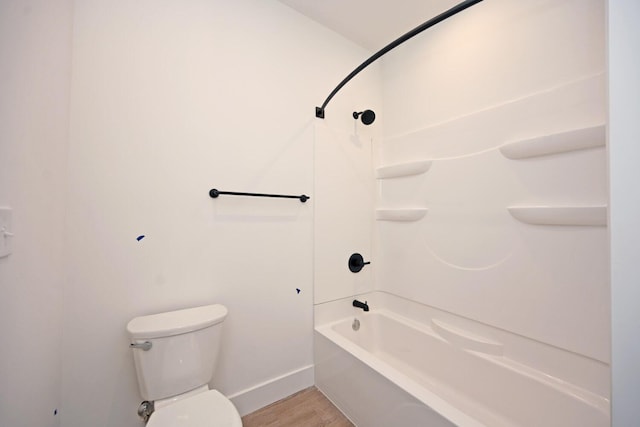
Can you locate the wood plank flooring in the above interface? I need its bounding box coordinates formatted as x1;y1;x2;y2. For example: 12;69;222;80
241;386;354;427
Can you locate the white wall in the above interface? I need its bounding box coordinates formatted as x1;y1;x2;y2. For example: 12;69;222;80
313;83;382;305
311;14;383;308
0;1;73;426
6;1;634;425
382;0;605;136
377;0;607;363
0;0;72;426
61;1;376;426
608;1;640;424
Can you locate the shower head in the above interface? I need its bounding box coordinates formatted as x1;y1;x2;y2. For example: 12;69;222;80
353;109;376;125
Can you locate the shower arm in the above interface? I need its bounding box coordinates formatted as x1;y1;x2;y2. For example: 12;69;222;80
315;0;484;119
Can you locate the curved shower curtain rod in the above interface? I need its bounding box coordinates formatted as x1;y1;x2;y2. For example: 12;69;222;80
315;0;484;119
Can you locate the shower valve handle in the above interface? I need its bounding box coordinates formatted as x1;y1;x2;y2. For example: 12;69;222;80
348;253;370;273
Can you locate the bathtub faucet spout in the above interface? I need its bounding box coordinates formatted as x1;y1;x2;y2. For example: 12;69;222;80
353;299;369;312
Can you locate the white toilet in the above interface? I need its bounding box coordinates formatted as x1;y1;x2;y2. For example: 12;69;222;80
127;304;243;427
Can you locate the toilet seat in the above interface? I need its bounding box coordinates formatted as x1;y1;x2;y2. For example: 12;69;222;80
147;389;242;427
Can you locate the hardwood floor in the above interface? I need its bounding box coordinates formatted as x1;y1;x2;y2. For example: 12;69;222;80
241;387;354;427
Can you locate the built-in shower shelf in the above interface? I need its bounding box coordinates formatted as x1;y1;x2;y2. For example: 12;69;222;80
375;208;428;222
499;124;605;159
376;160;432;179
508;205;607;226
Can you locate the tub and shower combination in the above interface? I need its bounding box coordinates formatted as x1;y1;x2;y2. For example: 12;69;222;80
310;0;608;424
314;293;609;427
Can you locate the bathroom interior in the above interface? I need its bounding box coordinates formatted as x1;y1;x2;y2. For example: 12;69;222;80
1;0;639;426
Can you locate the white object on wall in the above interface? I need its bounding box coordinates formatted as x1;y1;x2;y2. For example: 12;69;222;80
507;205;607;226
0;207;13;258
499;124;606;159
375;160;432;179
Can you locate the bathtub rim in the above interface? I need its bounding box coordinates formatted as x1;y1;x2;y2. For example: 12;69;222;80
316;307;610;426
315;291;610;400
316;312;489;427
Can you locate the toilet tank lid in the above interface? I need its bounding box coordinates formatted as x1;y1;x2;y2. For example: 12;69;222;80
127;304;228;339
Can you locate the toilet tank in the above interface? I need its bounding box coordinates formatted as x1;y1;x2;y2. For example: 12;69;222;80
126;304;228;401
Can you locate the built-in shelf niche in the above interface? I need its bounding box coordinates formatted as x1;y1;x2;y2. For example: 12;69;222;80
375;160;432;179
500;124;605;159
507;205;607;226
375;208;428;222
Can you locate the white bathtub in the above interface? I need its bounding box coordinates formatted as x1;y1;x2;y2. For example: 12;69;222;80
315;309;609;427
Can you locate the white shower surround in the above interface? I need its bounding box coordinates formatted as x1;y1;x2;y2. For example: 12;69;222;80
377;73;608;362
313;1;608;425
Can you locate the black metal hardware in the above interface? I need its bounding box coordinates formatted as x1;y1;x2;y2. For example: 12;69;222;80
315;0;484;119
353;110;376;125
353;299;369;312
209;189;309;203
348;253;370;273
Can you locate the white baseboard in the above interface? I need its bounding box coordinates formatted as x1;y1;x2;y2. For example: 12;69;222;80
227;365;314;417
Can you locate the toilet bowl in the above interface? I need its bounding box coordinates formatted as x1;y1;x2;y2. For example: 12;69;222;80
127;304;243;426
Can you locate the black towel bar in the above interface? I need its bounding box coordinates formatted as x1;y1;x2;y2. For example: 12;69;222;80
209;189;309;203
